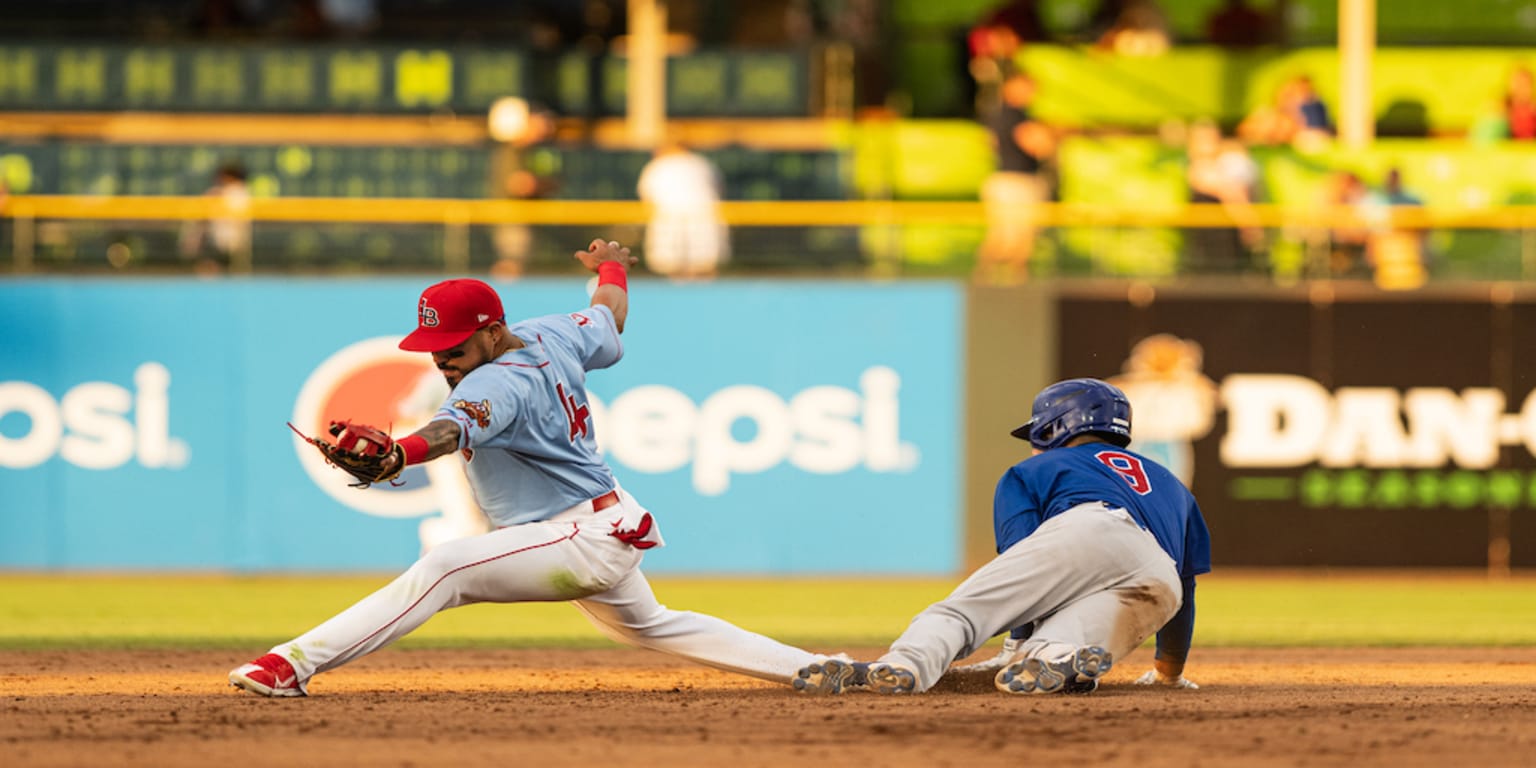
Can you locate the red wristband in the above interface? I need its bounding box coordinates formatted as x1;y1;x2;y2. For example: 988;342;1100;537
398;435;429;465
597;261;628;290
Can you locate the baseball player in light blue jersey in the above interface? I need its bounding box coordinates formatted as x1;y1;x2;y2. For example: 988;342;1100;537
795;378;1211;695
231;239;832;697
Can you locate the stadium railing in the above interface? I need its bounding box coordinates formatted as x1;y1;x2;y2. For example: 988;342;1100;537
5;195;1535;284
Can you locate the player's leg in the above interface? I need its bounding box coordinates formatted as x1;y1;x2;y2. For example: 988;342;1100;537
993;580;1177;694
867;547;1067;692
234;521;638;695
996;513;1181;694
873;503;1170;692
571;567;821;684
1015;573;1180;669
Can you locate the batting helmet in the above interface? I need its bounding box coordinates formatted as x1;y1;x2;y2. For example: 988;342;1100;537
1011;378;1132;450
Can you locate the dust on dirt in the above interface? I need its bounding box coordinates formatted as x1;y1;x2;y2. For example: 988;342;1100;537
4;647;1534;767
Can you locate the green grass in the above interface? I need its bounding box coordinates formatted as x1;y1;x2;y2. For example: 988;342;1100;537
1;571;1534;650
1196;573;1536;647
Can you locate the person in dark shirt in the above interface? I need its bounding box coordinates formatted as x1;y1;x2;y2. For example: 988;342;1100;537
1205;0;1276;47
977;67;1054;285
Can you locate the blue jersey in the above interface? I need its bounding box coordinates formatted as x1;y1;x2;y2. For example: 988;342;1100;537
430;304;623;527
993;444;1211;580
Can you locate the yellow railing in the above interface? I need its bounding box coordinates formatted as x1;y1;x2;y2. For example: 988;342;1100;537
5;195;1536;280
8;195;1536;229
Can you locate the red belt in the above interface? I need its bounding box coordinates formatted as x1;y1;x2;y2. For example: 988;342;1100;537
591;490;620;512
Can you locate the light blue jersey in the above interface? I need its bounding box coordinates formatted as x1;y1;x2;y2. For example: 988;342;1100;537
431;304;624;526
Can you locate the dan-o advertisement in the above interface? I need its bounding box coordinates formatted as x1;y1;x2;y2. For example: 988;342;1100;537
1060;290;1535;567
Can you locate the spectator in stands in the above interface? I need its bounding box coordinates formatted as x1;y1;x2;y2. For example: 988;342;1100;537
1361;168;1428;289
1096;0;1171;57
968;25;1020;117
1318;171;1370;278
1239;75;1332;149
179;160;252;276
1184;120;1260;273
967;1;1047;116
489;107;559;281
1086;0;1129;42
1205;0;1276;47
1505;65;1536;140
1292;77;1333;134
1374;167;1422;208
980;0;1048;43
638;142;729;280
829;0;890;111
977;67;1054;285
1238;82;1294;146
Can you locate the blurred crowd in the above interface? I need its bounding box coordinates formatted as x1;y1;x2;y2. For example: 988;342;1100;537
964;0;1535;288
5;0;1536;285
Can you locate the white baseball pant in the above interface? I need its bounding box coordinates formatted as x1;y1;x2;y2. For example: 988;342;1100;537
266;489;816;693
879;501;1183;691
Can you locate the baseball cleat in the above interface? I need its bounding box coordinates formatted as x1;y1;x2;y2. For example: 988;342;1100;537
792;658;864;695
229;653;306;697
994;645;1112;695
863;663;918;695
1063;677;1100;694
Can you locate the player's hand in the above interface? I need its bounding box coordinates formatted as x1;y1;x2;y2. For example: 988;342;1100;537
1133;669;1199;689
290;420;406;489
573;238;637;273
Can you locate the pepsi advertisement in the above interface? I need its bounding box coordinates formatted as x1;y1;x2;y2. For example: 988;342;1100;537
0;278;962;574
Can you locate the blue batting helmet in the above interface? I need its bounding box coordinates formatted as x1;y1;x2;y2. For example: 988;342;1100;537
1011;378;1133;450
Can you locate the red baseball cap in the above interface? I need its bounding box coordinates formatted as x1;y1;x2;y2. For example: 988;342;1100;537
398;279;506;352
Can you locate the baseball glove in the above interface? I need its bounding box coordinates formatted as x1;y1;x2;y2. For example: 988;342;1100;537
289;420;405;488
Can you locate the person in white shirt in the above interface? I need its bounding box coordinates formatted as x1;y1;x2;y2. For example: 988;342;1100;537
637;143;729;279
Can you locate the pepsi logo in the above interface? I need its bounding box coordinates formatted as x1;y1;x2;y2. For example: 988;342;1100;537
291;337;443;518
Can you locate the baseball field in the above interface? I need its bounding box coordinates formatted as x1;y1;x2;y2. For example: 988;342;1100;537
3;570;1534;767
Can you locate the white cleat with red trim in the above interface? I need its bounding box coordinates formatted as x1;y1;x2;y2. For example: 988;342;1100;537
230;653;306;697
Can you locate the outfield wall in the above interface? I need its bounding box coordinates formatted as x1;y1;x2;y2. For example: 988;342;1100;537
5;277;1534;573
0;278;962;573
1043;283;1536;569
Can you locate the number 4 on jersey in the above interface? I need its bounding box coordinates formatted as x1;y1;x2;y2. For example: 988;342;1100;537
1095;450;1152;495
557;382;590;441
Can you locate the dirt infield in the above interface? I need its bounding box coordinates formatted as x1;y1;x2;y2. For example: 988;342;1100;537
4;647;1535;767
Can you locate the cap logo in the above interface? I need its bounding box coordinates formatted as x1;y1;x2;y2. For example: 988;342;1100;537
418;296;440;328
477;313;489;322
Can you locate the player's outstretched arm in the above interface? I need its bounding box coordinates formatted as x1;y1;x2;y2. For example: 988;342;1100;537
573;238;637;334
292;418;460;487
389;419;466;474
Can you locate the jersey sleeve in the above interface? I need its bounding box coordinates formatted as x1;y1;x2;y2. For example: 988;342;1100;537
1181;498;1214;579
534;305;624;371
431;370;520;450
992;467;1043;554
